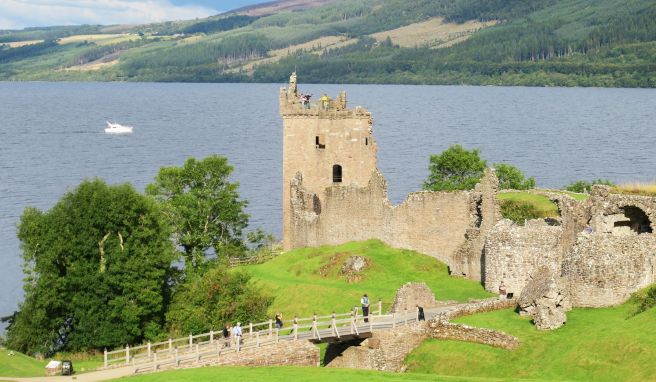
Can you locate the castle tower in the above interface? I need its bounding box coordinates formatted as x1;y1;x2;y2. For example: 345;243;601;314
280;73;378;249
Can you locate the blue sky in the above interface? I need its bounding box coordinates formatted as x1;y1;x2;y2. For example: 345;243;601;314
0;0;265;30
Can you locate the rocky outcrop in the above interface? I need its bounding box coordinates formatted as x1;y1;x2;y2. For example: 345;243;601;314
518;267;571;330
340;255;368;282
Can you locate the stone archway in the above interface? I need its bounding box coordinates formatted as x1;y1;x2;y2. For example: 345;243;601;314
612;206;652;234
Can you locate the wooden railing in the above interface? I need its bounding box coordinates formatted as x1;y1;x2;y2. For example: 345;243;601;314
103;299;436;372
228;248;282;267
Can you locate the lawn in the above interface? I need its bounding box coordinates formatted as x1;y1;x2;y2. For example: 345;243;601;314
239;240;492;319
0;347;45;377
497;192;560;217
111;365;537;382
405;303;656;381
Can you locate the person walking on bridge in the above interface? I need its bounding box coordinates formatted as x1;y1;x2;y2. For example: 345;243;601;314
361;294;370;323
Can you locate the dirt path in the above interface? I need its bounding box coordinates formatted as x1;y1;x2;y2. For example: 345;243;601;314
2;366;134;382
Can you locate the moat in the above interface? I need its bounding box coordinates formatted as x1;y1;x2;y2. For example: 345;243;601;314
1;82;655;326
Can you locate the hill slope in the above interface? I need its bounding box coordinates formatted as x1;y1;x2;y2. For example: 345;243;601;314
238;240;491;317
0;0;654;86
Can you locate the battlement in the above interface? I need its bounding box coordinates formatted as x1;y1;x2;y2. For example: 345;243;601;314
279;72;370;118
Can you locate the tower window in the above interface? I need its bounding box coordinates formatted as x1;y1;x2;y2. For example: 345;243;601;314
365;137;368;146
332;165;342;183
316;135;325;149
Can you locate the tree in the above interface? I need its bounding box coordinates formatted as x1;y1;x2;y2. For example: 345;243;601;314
165;266;273;336
494;163;536;190
423;144;487;191
146;156;249;271
6;179;175;354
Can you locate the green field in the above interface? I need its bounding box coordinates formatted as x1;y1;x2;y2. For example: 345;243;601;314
406;303;656;381
239;240;492;318
0;347;45;377
110;365;533;382
0;348;104;378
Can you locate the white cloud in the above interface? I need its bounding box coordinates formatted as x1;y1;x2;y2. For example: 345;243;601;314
0;0;221;30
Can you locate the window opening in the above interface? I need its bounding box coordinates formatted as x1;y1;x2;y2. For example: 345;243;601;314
316;135;325;149
332;165;342;183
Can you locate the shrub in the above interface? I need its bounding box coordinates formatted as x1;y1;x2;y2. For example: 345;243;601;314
494;163;536;190
499;199;545;224
565;179;615;193
630;284;656;316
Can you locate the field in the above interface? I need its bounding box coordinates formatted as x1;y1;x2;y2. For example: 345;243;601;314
0;348;44;378
613;182;656;197
370;17;496;49
239;240;492;318
406;303;656;381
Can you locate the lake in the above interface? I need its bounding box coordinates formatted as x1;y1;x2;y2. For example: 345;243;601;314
1;82;655;331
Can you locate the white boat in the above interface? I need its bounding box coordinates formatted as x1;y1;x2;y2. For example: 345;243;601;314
104;121;133;134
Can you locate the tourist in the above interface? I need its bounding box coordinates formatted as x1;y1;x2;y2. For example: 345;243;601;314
584;225;593;234
275;312;283;329
499;281;507;300
222;324;231;348
361;293;370;323
321;94;329;111
232;322;243;345
417;305;425;321
305;94;312;109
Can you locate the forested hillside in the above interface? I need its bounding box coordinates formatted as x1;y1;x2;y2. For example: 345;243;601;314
0;0;655;87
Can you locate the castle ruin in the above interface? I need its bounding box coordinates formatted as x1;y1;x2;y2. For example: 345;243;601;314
279;74;656;308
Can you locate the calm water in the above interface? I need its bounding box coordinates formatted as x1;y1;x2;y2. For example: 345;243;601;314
1;82;655;330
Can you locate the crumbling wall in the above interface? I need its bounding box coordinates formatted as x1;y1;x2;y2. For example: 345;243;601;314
289;170;500;277
589;186;656;235
484;219;564;296
390;282;439;313
562;233;656;307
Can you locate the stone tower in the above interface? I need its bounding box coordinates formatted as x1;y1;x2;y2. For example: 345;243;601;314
280;73;378;249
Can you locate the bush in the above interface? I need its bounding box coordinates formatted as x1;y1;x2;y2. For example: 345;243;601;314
499;199;545;224
565;179;615;193
630;284;656;316
494;163;536;190
165;266;273;337
423;144;487;191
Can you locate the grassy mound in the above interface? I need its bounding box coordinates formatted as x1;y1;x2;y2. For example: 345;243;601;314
0;347;45;377
405;302;656;382
110;365;528;382
239;240;491;318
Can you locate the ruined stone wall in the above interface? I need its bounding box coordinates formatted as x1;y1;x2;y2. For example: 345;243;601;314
588;186;656;235
562;233;656;307
484;219;564;296
390;282;439;313
426;321;519;350
289;170;486;270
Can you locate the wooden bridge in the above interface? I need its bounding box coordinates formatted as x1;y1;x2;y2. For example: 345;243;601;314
103;301;453;374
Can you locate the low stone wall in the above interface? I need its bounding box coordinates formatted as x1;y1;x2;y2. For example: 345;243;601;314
425;321;519;350
443;297;517;320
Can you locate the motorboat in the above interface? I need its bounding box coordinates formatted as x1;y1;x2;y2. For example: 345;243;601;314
105;121;133;134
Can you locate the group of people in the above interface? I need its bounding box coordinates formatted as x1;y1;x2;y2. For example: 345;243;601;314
298;93;312;109
220;312;284;348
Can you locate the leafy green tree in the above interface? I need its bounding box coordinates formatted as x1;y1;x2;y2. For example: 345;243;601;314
146;156;249;271
165;266;273;336
5;179;175;354
565;179;615;193
494;163;536;190
423;144;487;191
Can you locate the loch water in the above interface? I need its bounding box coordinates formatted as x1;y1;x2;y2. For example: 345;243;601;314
1;82;655;328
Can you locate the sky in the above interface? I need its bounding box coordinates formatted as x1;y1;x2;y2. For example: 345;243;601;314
0;0;265;30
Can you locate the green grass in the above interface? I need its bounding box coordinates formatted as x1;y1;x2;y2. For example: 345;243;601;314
405;303;656;382
110;365;539;382
0;347;45;377
239;240;492;318
498;192;560;216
